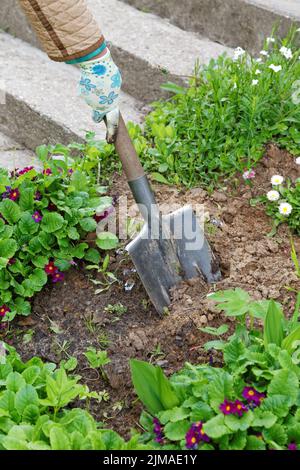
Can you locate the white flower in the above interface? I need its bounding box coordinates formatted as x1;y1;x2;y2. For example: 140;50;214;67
233;47;246;61
269;64;282;73
266;37;275;44
280;46;293;60
255;69;262;75
271;175;284;185
260;50;269;56
279;202;292;216
255;58;262;63
296;157;300;165
252;79;259;86
267;190;280;201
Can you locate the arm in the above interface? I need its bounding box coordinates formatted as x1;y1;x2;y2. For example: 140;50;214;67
18;0;121;141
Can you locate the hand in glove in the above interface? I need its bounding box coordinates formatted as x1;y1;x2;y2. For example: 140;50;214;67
79;49;122;143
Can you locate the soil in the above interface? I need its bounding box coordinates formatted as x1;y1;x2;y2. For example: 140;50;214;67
1;143;300;438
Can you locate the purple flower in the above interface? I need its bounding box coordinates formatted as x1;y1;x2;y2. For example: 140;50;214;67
68;169;74;175
220;400;236;415
17;166;34;176
34;191;42;201
51;271;65;283
242;387;265;406
234;400;248;417
43;168;52;176
153;418;164;445
32;211;42;223
186;422;209;449
288;442;298;451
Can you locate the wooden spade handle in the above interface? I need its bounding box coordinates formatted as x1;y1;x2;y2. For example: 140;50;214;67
114;114;145;182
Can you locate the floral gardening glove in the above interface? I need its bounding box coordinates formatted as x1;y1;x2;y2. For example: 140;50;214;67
79;49;122;143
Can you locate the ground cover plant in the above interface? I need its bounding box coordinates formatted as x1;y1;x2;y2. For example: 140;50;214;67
127;29;300;188
131;293;300;450
0;139;117;322
0;344;150;450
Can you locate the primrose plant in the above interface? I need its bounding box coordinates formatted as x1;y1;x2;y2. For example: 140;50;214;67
0;139;119;323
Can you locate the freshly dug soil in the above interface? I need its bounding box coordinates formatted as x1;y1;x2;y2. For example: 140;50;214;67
2;144;300;437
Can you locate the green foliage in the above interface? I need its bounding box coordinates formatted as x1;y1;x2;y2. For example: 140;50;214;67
0;141;118;320
0;344;150;450
130;359;179;416
127;31;300;188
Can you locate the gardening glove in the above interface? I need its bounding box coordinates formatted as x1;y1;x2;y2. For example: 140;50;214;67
79;49;122;143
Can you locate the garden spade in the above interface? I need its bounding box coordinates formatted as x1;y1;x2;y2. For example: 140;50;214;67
112;114;221;314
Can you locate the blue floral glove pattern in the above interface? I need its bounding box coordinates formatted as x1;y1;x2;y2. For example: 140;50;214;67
79;50;122;143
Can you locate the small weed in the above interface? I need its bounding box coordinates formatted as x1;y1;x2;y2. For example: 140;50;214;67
104;303;127;323
84;347;111;380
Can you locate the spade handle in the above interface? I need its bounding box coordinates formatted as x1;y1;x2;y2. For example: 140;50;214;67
113;113;157;221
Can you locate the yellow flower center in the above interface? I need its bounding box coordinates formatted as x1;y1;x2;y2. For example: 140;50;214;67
191;437;196;444
248;390;255;396
237;404;242;409
200;429;205;435
226;405;231;411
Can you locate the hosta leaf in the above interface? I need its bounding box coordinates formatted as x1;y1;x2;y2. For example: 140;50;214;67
0;199;21;224
41;212;64;233
282;325;300;354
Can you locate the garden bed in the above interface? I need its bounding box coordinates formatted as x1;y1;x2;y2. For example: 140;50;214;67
2;144;299;438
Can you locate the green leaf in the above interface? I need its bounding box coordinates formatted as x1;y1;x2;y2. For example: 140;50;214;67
130;360;179;415
6;372;26;393
41;212;64;233
15;385;39;416
252;410;277;429
67;227;80;240
151;173;170;185
203;414;228;439
282;325;300;354
96;232;119;250
208;370;234;412
0;199;21;224
159;407;190;424
22;404;40;424
246;435;266;450
19;188;34;211
267;369;298;405
32;255;49;269
79;217;97;232
263;424;288;446
84;248;100;264
261;395;290;418
18;212;39;235
223;338;246;365
264;300;284;348
164;420;190;441
49;426;71;450
208;288;251;316
225;410;253;431
0;239;17;259
203;340;225;351
199;325;229;336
